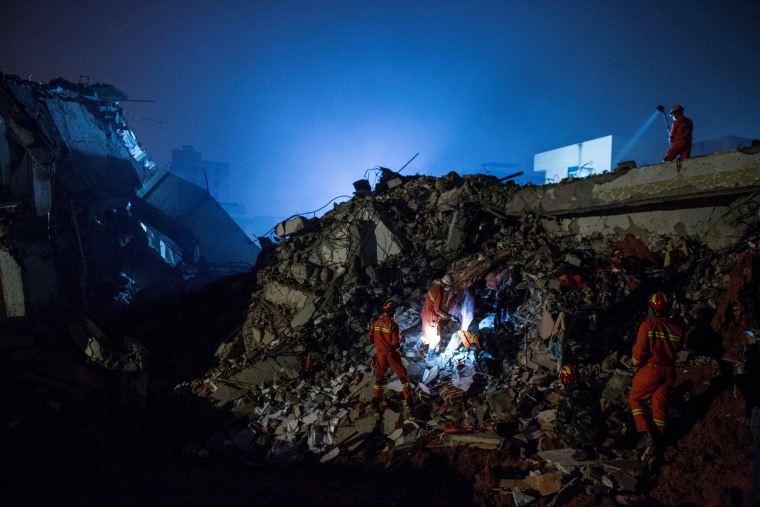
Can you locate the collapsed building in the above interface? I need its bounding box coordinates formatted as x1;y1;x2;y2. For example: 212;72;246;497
0;72;259;330
2;72;760;507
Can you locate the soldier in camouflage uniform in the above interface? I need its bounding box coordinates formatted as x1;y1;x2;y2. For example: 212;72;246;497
555;364;604;460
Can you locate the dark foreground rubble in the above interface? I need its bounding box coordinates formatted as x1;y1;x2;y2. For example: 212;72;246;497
3;156;760;506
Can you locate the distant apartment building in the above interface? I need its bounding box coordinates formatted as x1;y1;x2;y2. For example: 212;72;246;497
171;145;230;202
534;135;618;183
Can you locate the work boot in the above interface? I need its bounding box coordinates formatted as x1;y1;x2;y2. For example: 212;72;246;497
402;398;415;418
635;431;654;450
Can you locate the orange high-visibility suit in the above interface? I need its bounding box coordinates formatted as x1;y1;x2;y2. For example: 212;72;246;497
628;316;683;433
664;114;693;161
421;282;448;347
368;314;412;400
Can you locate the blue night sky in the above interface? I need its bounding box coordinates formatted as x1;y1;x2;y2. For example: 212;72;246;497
2;1;759;234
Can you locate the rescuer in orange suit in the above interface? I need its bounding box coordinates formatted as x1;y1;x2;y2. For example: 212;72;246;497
628;292;684;450
420;274;454;349
663;105;693;161
368;299;413;410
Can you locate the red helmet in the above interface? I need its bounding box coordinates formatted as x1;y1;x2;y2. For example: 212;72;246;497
382;299;398;313
559;364;578;383
649;292;669;311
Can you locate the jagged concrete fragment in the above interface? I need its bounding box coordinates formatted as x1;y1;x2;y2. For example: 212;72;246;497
386;177;403;190
276;216;307;237
290;301;316;329
319;447;340;462
446;210;466;251
441;431;504;449
262;281;315;312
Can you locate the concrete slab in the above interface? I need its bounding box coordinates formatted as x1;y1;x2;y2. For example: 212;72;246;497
441;431;504;449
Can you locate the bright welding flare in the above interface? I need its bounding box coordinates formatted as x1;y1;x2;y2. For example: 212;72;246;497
459;290;475;331
443;290;475;356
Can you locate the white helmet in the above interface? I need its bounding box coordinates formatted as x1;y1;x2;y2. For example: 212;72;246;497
442;274;454;286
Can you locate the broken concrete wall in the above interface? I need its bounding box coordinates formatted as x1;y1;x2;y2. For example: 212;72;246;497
506;151;760;251
544;204;730;251
45;99;145;198
506;151;760;216
0;249;25;317
0;242;58;320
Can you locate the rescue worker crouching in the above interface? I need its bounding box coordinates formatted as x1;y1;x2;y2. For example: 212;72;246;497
555;364;604;461
628;292;684;452
456;320;485;370
421;273;454;352
368;298;414;411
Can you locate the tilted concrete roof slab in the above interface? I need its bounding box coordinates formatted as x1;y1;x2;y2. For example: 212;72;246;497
505;150;760;217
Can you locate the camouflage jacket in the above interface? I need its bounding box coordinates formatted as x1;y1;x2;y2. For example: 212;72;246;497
555;383;603;447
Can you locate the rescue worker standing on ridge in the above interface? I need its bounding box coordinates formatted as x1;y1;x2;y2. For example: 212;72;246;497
628;292;684;451
368;299;413;410
421;274;454;351
663;104;693;162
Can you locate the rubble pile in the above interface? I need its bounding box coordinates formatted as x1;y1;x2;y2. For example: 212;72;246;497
164;170;759;505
